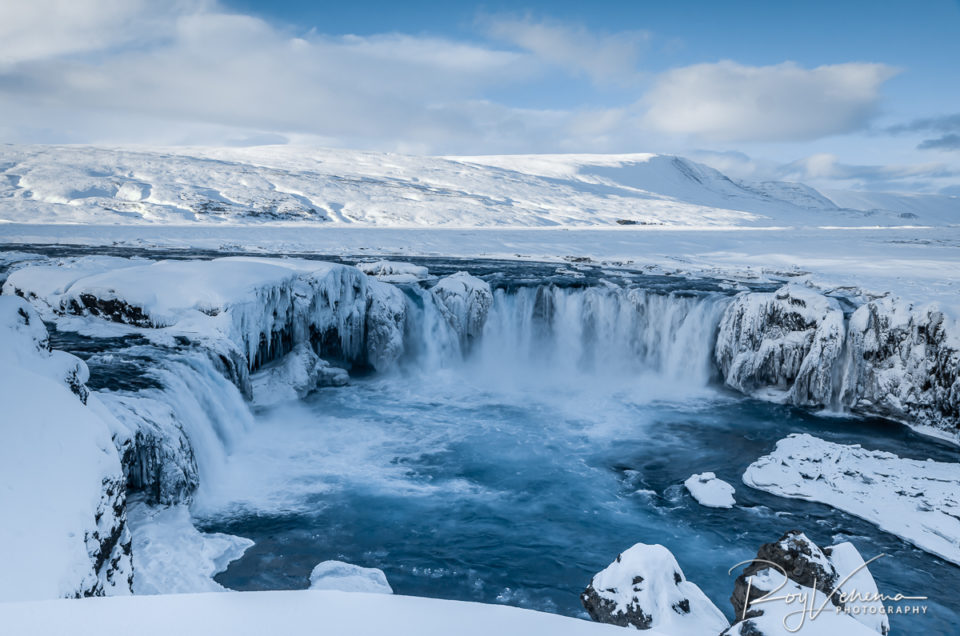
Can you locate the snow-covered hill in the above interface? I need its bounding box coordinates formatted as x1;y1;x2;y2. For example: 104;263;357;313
1;145;955;228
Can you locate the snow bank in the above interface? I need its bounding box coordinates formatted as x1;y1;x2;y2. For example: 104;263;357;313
0;297;132;600
309;561;393;594
126;502;253;594
358;260;430;283
581;542;729;633
743;434;960;565
0;589;634;636
684;472;736;508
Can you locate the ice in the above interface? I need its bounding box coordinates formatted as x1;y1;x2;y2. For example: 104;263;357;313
251;343;348;406
684;472;736;508
743;434;960;565
125;501;253;595
309;561;393;594
358;260;430;283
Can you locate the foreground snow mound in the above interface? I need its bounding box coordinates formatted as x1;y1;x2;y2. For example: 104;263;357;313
744;434;960;565
431;272;493;348
309;561;393;594
580;543;729;633
729;531;888;635
126;502;253;594
716;284;845;407
0;297;132;600
251;343;348;406
0;589;636;636
841;295;960;441
684;472;736;508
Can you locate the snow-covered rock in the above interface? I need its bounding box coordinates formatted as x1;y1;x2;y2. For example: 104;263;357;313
724;569;878;636
308;561;393;594
251;343;348;406
684;472;736;508
716;284;845;407
580;542;729;633
431;272;493;348
0;296;133;600
728;531;888;635
365;278;407;371
126;501;253;595
744;434;960;565
358;260;430;283
840;295;960;442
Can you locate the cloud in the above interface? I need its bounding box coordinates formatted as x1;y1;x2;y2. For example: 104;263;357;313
775;153;960;191
642;61;898;142
481;15;648;83
886;114;960;151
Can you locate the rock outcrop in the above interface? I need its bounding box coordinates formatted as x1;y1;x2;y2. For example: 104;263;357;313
580;543;729;633
716;284;960;440
727;531;888;635
431;272;493;350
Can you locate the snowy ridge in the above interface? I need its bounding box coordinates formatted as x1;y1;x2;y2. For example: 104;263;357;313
0;297;133;600
2;145;953;228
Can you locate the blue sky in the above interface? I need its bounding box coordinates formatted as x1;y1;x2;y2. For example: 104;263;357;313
1;0;958;193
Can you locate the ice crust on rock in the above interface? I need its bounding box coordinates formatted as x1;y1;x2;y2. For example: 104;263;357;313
716;283;845;408
251;343;348;406
308;561;393;594
716;284;960;440
430;272;493;348
684;472;736;508
580;542;729;633
744;434;960;565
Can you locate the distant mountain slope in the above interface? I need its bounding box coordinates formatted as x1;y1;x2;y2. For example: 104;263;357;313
0;145;955;228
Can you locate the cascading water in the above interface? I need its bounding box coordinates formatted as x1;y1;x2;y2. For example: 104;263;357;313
34;263;960;634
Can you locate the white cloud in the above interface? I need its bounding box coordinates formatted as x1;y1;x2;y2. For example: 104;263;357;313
642;61;898;142
482;15;648;84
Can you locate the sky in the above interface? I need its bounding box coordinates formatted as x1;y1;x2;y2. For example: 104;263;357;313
0;0;958;194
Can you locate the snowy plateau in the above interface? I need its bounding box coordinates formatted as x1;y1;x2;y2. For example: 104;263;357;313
0;145;958;636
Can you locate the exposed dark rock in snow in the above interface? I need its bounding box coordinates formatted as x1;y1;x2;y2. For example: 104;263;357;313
728;531;889;635
581;542;728;633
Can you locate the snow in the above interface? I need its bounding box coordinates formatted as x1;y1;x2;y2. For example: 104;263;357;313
309;561;393;594
0;296;132;601
126;501;253;595
743;434;960;565
726;567;879;636
684;472;736;508
4;145;952;230
358;259;430;283
583;542;729;634
827;541;889;635
0;590;635;636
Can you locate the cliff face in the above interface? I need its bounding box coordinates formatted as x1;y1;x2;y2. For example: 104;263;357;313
716;284;960;441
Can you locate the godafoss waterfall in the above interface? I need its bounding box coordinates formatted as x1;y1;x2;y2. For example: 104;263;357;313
2;247;958;634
